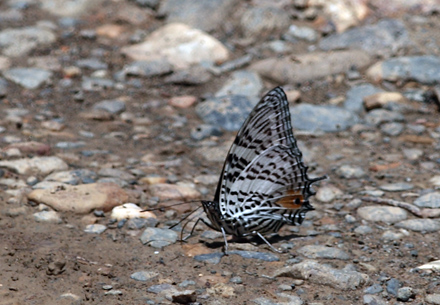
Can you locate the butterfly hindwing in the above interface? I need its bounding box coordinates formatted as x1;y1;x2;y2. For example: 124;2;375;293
214;87;304;216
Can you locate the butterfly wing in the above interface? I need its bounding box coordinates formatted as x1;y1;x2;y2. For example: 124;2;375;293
214;87;325;228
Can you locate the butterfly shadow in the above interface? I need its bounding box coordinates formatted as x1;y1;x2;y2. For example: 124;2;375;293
202;233;304;252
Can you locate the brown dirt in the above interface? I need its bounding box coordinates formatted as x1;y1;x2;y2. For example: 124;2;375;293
1;2;440;305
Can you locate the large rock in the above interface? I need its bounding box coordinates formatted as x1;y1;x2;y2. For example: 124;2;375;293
367;55;440;85
273;260;368;290
239;6;290;43
27;182;133;214
40;0;105;17
0;156;68;175
251;50;371;83
0;26;56;57
121;23;230;70
3;68;53;89
149;183;201;200
291;104;359;132
196;95;257;131
319;19;411;57
309;0;369;33
158;0;237;32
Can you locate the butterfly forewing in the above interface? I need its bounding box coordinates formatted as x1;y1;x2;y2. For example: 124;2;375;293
214;87;304;215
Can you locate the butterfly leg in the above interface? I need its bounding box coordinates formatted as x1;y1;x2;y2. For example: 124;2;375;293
254;232;282;253
221;227;229;254
182;217;215;241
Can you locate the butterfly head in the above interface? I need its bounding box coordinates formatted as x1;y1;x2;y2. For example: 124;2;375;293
201;200;222;231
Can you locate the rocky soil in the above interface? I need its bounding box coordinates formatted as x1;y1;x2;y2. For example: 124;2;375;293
1;0;440;304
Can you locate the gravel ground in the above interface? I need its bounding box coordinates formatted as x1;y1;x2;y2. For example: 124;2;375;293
1;1;440;304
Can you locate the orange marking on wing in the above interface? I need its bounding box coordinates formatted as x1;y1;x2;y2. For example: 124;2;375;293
275;190;304;209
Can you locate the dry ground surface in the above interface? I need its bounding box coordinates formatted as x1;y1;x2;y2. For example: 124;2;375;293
1;1;440;305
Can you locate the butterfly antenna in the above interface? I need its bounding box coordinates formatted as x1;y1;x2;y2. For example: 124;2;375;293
141;199;203;212
168;204;203;230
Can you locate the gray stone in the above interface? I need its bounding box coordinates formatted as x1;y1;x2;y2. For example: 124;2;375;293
380;122;404;136
426;294;440;304
368;55;440;85
76;58;108;70
319;19;411;57
253;296;303;305
264;40;294;54
0;26;56;57
364;283;383;294
397;287;415;301
364;109;405;126
164;66;212;85
104;290;122;296
200;230;224;240
0;78;8;97
273;260;368;290
147;283;174;294
33;210;62;223
167;289;197;304
215;70;263;101
140;227;178;248
379;182;414;192
55;141;86;149
98;168;135;180
134;0;159;8
363;294;387;305
297;245;350;260
251;50;371;84
239;6;290;42
283;24;318;42
44;169;97;185
381;230;405;240
414;192;440;208
357;206;407;224
354;225;373;235
159;0;237;32
386;278;400;296
179;280;195;288
229;276;243;284
335;164;365;179
130;270;159;282
3;68;53;89
407;124;426;134
190;124;222;141
395;219;440;232
93;99;126;114
97;177;128;188
0;156;68;175
212;54;253;74
196;95;256;131
84;224;107;234
291;104;359;132
0;8;23;22
344;84;383;114
345;214;357;223
229;250;280;262
193;252;225;264
315;185;342;202
127;218;158;230
123;60;173;78
81;77;115;91
40;0;105;17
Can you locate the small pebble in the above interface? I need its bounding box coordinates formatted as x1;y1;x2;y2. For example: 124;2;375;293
84;224;107;234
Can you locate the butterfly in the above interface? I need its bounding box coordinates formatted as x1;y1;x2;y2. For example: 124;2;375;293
195;87;327;252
